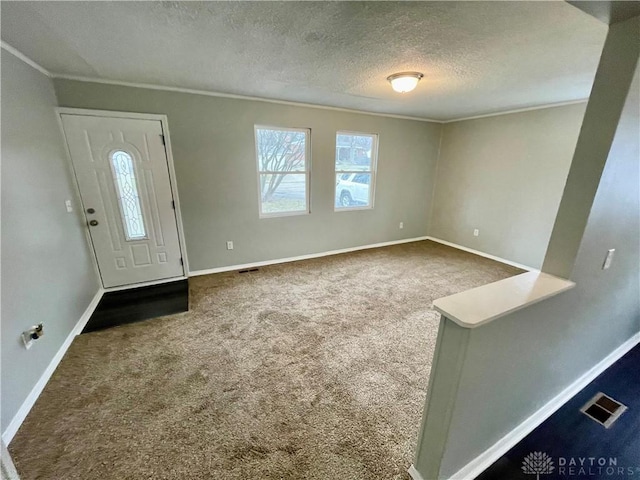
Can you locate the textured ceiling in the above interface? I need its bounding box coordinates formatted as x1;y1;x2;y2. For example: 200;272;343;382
1;1;607;120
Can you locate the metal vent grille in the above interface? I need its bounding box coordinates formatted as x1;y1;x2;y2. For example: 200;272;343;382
581;392;627;428
238;268;260;274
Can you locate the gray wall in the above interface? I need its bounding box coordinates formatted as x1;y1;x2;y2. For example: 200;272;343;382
1;52;100;434
53;79;443;272
437;62;640;478
430;103;587;269
543;14;640;279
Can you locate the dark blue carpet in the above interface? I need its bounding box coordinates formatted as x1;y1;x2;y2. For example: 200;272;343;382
476;343;640;479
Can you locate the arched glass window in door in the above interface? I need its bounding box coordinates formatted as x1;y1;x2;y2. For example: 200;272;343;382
110;150;147;240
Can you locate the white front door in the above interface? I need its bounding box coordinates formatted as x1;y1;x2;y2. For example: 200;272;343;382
61;114;184;288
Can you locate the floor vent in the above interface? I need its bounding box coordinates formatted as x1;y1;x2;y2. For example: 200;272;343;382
238;268;260;274
580;392;627;428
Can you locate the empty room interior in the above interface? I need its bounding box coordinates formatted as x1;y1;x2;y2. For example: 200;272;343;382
1;2;639;480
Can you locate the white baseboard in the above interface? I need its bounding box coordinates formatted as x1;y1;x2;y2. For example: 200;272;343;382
449;332;640;480
425;236;538;272
408;464;426;480
2;288;104;445
189;236;430;276
189;235;533;277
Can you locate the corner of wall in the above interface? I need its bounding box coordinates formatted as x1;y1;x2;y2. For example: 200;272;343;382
426;122;446;237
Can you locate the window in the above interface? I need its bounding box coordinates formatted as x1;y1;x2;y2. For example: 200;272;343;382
255;126;310;217
335;131;378;210
109;150;147;240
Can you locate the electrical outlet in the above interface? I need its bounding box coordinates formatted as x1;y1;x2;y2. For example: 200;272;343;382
226;241;234;250
473;229;479;237
22;323;44;349
65;200;73;213
399;222;404;229
602;249;615;270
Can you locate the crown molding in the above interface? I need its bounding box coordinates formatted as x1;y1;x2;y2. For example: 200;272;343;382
442;99;589;123
1;41;51;77
52;74;444;123
50;74;592;123
2;41;589;124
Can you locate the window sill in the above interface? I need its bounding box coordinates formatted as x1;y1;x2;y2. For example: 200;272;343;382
334;206;373;212
259;210;310;219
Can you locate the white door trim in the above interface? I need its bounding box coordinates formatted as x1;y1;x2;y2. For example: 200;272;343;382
56;107;190;287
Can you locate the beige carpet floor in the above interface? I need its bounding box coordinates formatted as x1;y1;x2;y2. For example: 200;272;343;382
10;240;523;480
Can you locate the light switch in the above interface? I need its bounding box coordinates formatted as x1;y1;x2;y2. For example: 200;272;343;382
65;200;73;213
602;249;615;270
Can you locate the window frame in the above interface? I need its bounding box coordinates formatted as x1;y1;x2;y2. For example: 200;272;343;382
333;130;379;212
254;125;311;219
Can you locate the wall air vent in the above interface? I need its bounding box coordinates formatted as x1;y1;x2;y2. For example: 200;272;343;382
580;392;627;428
238;268;260;274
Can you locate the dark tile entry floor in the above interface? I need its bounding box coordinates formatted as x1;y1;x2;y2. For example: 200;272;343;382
476;344;640;480
82;279;188;333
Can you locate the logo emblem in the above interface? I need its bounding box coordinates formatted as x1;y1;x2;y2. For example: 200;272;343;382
522;451;555;479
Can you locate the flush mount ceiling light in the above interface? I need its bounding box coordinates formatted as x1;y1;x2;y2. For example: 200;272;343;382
387;72;424;93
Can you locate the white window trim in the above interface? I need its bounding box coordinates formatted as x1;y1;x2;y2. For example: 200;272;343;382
254;125;311;219
334;130;379;212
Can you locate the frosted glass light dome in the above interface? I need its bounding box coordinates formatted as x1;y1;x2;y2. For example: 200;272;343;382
387;72;424;93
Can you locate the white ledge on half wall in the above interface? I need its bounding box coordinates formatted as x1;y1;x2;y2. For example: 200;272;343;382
433;271;576;328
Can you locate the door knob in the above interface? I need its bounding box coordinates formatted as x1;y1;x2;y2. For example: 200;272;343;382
89;220;99;227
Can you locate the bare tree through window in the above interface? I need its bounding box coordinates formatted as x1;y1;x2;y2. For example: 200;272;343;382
255;127;309;215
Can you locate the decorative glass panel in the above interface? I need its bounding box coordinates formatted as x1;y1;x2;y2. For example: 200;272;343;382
110;150;147;240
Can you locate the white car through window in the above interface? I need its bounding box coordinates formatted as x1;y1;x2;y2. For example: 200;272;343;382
336;173;371;207
334;132;378;210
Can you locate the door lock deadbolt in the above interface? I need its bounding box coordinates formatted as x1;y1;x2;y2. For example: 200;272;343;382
86;208;96;214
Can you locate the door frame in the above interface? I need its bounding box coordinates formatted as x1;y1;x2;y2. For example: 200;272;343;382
56;107;190;291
